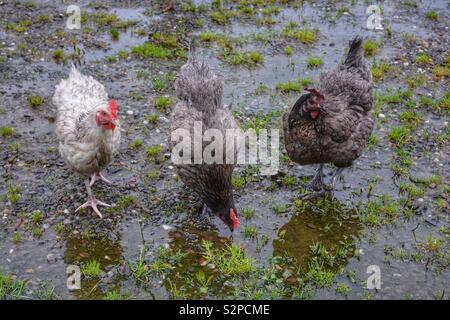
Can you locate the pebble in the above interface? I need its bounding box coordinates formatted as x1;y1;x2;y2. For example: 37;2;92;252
46;253;57;264
126;110;134;115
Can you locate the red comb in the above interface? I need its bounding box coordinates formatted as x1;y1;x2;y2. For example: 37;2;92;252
230;209;240;230
108;99;118;120
304;88;325;101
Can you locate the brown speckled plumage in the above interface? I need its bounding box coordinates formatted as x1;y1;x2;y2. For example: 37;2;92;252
283;36;374;170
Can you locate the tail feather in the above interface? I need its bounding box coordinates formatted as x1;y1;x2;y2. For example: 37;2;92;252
187;35;197;64
344;36;364;68
174;36;223;113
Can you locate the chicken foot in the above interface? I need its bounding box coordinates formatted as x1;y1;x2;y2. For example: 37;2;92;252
76;179;111;218
89;172;112;187
300;165;345;200
324;167;345;191
299;165;327;199
307;164;326;191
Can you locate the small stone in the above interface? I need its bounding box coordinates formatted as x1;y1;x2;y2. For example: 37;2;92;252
46;254;57;264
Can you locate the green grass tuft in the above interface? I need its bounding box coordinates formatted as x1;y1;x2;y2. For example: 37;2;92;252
202;240;254;275
0;126;13;137
82;260;101;277
276;78;313;93
27;95;45;108
363;40;379;57
131;43;171;59
307;56;324;68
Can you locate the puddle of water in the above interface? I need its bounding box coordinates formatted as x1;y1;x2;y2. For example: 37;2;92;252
63;235;124;299
273;198;361;271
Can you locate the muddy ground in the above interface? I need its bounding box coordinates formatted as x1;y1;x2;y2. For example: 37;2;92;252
0;0;448;300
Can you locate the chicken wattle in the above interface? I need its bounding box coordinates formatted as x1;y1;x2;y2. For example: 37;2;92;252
283;36;374;194
53;65;121;217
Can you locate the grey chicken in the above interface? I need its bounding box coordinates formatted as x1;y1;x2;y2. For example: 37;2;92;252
169;39;240;231
283;36;374;193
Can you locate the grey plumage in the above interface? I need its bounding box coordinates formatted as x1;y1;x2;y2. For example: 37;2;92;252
169;38;239;228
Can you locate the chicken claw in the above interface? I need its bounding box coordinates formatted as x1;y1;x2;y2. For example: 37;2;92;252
306;164;326;191
76;198;110;218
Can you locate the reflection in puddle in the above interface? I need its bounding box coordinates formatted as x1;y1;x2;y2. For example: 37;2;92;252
159;224;233;299
152;197;361;298
63;235;125;299
273;196;362;272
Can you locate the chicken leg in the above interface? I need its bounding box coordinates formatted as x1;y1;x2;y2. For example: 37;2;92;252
307;164;326;191
76;179;110;218
324;167;345;191
299;164;327;199
89;172;112;187
201;204;211;215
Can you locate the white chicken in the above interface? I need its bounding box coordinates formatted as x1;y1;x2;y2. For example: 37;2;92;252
53;65;121;218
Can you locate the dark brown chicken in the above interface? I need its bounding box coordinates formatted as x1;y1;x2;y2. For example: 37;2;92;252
283;36;374;192
169;39;240;231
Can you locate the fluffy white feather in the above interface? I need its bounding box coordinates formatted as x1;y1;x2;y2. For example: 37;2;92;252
54;65;120;178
